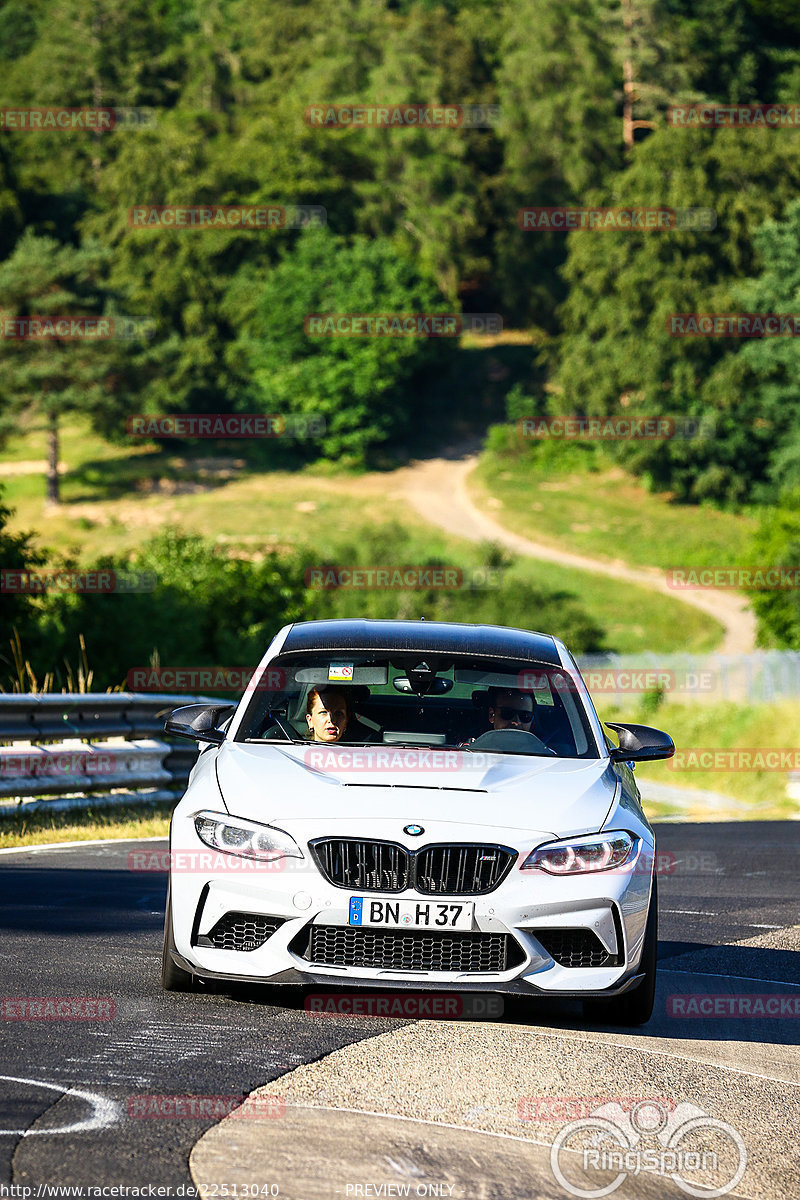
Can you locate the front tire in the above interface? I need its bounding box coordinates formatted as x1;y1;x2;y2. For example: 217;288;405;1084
161;883;197;992
585;878;658;1027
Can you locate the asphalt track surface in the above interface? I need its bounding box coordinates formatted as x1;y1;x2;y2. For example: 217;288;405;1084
1;823;798;1197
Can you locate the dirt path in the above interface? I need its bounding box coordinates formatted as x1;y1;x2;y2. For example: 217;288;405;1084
393;451;756;655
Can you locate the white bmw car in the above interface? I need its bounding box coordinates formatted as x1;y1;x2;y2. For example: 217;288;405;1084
162;619;673;1025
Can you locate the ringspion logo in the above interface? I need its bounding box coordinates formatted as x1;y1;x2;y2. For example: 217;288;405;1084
519;1096;676;1121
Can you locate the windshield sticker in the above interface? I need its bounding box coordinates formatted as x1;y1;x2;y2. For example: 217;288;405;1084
328;663;354;682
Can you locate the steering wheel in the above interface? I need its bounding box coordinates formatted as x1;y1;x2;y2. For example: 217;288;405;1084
469;728;557;756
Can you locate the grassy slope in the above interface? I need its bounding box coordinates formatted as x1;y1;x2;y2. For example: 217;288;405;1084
0;801;173;849
473;436;756;571
1;417;721;656
604;698;799;821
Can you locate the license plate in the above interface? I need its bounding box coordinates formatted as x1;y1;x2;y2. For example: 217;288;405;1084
349;897;474;930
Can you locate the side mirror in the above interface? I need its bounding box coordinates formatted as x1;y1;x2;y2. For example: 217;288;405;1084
164;703;235;745
605;721;675;763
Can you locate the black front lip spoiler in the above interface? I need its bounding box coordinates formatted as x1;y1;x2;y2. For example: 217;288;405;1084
168;947;645;998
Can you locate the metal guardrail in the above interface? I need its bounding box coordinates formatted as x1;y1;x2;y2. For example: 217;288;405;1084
0;693;214;815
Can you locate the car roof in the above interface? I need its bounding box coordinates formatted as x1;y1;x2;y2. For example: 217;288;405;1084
280;619;562;665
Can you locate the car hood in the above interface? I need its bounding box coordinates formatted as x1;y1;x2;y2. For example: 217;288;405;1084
213;742;619;837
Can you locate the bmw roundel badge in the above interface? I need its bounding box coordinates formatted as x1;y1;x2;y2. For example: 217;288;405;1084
404;824;424;836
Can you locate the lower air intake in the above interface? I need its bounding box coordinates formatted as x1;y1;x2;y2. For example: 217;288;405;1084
533;928;620;968
294;925;524;973
196;912;285;952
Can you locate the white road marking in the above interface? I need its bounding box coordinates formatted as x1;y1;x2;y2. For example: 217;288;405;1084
747;922;782;929
660;967;800;989
0;1075;121;1136
662;909;718;916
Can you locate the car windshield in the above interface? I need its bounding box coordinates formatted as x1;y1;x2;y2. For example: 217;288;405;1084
234;651;601;759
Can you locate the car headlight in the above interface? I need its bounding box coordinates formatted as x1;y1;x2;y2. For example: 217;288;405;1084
521;831;636;874
194;811;304;861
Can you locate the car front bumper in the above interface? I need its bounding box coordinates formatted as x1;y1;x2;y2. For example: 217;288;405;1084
168;838;654;999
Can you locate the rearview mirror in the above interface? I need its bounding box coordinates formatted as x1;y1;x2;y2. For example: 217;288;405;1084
605;721;675;763
164;703;235;745
392;676;453;695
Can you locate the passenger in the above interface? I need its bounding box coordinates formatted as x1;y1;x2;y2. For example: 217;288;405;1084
305;686;350;743
487;688;535;731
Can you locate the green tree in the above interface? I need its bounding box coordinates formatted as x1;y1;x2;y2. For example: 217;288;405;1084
0;489;44;674
0;231;144;501
550;127;800;503
747;498;800;648
494;0;623;329
232;227;455;464
719;200;800;498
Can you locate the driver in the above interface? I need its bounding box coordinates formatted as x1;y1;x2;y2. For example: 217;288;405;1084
487;687;535;732
306;686;350;743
